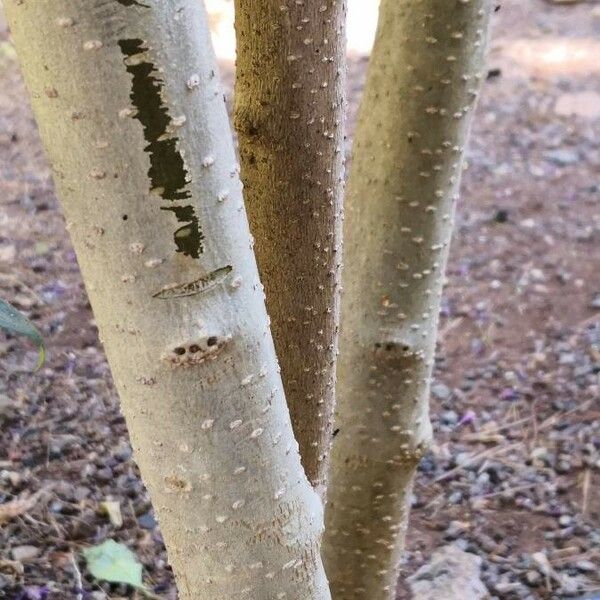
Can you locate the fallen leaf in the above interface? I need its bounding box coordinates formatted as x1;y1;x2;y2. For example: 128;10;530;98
100;500;123;528
0;298;45;369
83;540;160;599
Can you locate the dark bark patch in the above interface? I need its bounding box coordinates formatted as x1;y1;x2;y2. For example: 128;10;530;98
118;38;203;258
115;0;149;7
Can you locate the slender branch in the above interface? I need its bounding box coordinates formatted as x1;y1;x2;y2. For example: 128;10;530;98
324;1;494;597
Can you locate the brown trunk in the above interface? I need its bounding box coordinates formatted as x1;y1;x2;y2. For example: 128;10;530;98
234;0;346;493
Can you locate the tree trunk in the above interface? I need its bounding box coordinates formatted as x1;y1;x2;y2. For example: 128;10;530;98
323;1;493;597
5;1;330;598
234;0;346;493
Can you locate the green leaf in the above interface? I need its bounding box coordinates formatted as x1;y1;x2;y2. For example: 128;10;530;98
83;540;142;587
0;298;45;369
82;540;160;598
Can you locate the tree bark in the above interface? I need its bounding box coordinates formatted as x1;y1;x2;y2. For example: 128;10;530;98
323;1;493;598
5;1;330;598
234;0;346;493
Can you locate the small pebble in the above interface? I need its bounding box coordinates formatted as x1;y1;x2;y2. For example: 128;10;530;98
431;383;452;400
11;545;39;561
558;514;573;527
138;511;158;530
525;570;541;586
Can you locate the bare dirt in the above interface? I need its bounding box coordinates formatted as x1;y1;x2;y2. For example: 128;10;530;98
0;1;598;599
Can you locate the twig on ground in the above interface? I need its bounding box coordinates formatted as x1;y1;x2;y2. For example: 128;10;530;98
435;441;523;483
70;553;83;600
581;468;591;518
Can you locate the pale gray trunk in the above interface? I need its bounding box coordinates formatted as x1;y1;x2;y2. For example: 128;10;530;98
323;1;493;598
234;0;346;493
5;1;330;598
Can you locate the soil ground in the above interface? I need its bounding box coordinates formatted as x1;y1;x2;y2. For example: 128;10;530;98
0;1;598;599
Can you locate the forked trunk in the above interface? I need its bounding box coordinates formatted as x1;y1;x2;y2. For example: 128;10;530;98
323;1;493;597
5;1;330;598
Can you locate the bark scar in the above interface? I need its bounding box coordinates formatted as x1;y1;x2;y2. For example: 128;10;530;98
153;265;233;299
163;335;231;368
